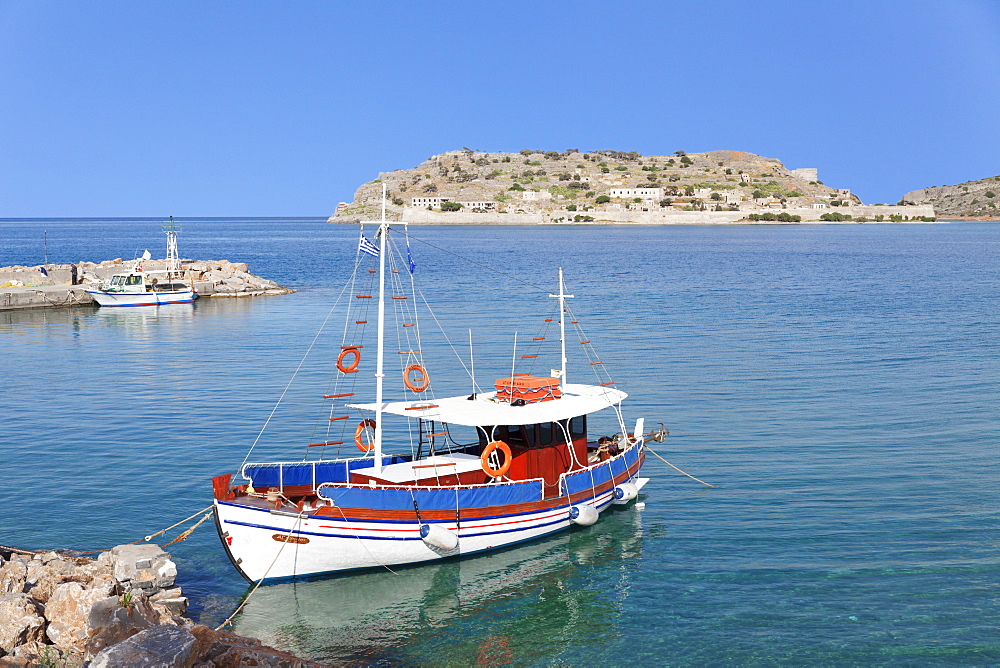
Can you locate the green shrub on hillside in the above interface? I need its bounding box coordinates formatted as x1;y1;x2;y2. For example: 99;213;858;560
548;185;579;198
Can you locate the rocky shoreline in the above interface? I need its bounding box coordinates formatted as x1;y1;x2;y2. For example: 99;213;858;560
0;544;321;667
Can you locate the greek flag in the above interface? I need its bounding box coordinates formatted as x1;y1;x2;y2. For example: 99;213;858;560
359;235;379;258
407;245;416;274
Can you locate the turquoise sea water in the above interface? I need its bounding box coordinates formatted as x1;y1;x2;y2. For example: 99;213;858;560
2;219;998;665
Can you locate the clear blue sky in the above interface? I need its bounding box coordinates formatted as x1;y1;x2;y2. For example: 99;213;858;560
1;0;998;216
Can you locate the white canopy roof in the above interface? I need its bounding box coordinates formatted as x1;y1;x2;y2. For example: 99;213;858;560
347;383;627;427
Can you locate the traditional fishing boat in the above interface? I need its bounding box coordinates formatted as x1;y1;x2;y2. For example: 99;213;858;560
85;217;197;307
211;199;661;582
85;271;197;307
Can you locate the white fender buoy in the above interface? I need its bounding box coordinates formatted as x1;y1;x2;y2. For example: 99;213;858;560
569;504;598;526
613;482;639;503
420;524;459;550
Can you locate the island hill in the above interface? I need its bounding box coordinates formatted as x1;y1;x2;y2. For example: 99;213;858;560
328;149;936;225
901;174;1000;218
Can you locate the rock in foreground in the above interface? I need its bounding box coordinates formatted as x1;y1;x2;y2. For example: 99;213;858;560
0;545;324;667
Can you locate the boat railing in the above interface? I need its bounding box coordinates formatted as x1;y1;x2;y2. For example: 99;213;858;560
558;437;642;497
240;455;401;494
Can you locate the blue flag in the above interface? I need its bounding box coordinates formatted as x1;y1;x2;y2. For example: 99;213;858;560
407;245;416;274
358;235;379;258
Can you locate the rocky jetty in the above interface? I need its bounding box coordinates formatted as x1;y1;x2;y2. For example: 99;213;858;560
0;258;292;311
0;544;321;667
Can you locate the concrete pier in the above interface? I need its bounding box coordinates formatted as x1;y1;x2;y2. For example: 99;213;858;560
0;259;292;311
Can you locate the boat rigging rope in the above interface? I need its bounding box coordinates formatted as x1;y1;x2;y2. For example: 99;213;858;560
391;226;551;293
642;444;716;488
239;266;357;473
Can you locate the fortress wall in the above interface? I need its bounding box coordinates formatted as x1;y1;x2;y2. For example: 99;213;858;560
397;204;938;225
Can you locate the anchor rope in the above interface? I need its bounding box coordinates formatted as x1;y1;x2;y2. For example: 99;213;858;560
642;444;716;488
216;512;304;631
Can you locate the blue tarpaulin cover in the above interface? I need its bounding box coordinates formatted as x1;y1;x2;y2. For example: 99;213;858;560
317;479;543;510
243;456;408;488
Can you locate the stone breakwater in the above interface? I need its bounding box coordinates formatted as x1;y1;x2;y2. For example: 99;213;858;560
0;544;322;667
0;258;292;311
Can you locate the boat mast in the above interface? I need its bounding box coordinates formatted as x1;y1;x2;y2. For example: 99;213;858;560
373;185;388;474
550;268;574;390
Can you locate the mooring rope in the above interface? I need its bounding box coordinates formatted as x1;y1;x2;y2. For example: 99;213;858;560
642;444;717;488
161;512;213;547
0;544;42;556
58;505;217;556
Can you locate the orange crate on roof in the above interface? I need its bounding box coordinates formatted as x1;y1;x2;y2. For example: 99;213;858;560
495;375;562;404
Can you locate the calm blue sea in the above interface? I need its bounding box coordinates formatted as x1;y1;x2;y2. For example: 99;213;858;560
2;218;998;665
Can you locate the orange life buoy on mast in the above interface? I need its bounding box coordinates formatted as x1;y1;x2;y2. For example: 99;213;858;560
403;364;430;392
481;440;512;478
354;419;376;452
337;347;361;373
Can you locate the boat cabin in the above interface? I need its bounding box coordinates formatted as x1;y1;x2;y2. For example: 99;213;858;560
482;417;588;495
104;273;147;293
103;273;189;293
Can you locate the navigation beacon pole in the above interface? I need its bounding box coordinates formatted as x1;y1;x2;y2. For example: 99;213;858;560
373;184;388;474
550;268;574;391
163;216;181;276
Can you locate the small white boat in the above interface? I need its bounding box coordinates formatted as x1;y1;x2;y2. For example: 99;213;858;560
86;217;197;307
211;193;661;582
86;271;197;307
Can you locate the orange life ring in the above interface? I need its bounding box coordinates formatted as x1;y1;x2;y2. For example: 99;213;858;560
403;364;430;393
354;419;376;452
481;440;512;478
337;347;361;373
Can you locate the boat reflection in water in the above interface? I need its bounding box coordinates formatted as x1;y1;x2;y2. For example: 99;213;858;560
93;302;197;331
229;504;645;665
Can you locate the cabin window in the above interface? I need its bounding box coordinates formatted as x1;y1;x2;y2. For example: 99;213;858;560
126;275;142;286
504;425;527;446
538;421;553;446
111;276;124;286
568;415;586;440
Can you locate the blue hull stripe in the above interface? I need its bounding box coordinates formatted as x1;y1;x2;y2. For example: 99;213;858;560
221;492;616;542
222;515;570;541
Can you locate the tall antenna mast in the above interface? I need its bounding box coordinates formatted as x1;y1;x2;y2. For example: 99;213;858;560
373;184;388;474
549;268;574;390
163;216;181;274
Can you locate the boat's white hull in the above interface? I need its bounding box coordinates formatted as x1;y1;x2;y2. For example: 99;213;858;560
86;289;198;307
215;469;648;582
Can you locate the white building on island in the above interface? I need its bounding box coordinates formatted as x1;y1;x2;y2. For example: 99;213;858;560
608;188;662;199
